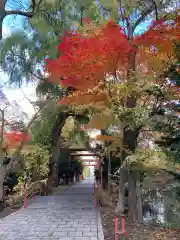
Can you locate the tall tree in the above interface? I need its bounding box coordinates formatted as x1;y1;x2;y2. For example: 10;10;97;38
46;1;180;222
0;0;100;188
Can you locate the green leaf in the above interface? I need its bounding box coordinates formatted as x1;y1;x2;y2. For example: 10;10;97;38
75;115;89;124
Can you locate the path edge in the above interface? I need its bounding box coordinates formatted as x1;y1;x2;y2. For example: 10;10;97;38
97;207;105;240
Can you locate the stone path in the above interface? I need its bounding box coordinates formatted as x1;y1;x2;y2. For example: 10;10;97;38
0;179;104;240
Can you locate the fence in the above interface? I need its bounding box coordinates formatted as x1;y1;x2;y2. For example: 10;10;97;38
23;179;47;208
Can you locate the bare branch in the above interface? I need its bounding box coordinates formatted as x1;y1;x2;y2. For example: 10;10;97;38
5;10;34;18
117;0;128;35
132;5;154;33
20;89;37;113
152;0;159;20
5;0;38;18
80;6;84;26
32;0;36;11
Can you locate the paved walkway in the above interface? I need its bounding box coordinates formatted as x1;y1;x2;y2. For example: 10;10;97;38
0;179;104;240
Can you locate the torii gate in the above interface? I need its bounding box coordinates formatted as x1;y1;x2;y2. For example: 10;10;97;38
69;148;100;169
80;158;99;168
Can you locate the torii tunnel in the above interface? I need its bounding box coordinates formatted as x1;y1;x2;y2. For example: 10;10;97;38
69;148;100;176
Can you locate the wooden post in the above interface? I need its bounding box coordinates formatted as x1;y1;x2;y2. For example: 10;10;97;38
120;215;125;235
114;215;126;240
114;216;118;240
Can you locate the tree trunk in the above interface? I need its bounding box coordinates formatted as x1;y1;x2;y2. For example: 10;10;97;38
115;168;126;214
128;170;138;221
47;144;61;190
137;171;143;222
0;167;4;202
128;170;143;222
102;160;108;190
52;145;60;186
0;152;5;210
0;0;6;40
123;126;143;222
121;34;143;221
49;111;74;190
47;160;53;194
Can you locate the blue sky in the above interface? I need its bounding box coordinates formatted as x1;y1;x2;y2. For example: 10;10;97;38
134;19;151;35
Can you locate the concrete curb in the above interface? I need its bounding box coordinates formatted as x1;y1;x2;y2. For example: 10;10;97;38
97;208;105;240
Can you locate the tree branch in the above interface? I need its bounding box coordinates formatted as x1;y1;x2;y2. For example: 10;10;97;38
132;5;154;33
152;0;159;20
0;110;5;149
20;89;37;113
117;0;128;35
80;6;84;26
5;10;34;18
5;0;38;18
52;111;75;146
32;0;36;11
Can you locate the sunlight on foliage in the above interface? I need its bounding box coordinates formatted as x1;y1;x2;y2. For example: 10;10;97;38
14;145;50;193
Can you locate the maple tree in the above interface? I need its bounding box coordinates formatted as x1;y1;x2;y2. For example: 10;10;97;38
3;131;30;147
46;16;180;144
0;129;30;206
46;13;180;222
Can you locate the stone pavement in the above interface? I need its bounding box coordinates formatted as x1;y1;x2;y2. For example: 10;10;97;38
0;178;104;240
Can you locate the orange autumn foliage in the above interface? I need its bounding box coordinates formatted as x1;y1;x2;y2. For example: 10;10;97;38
94;134;117;141
45;16;180;106
60;91;108;106
3;131;30;148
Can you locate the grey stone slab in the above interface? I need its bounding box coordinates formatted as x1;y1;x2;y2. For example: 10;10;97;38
68;231;83;237
74;238;90;240
61;227;77;232
53;232;68;237
58;238;75;240
83;231;98;237
0;179;104;240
